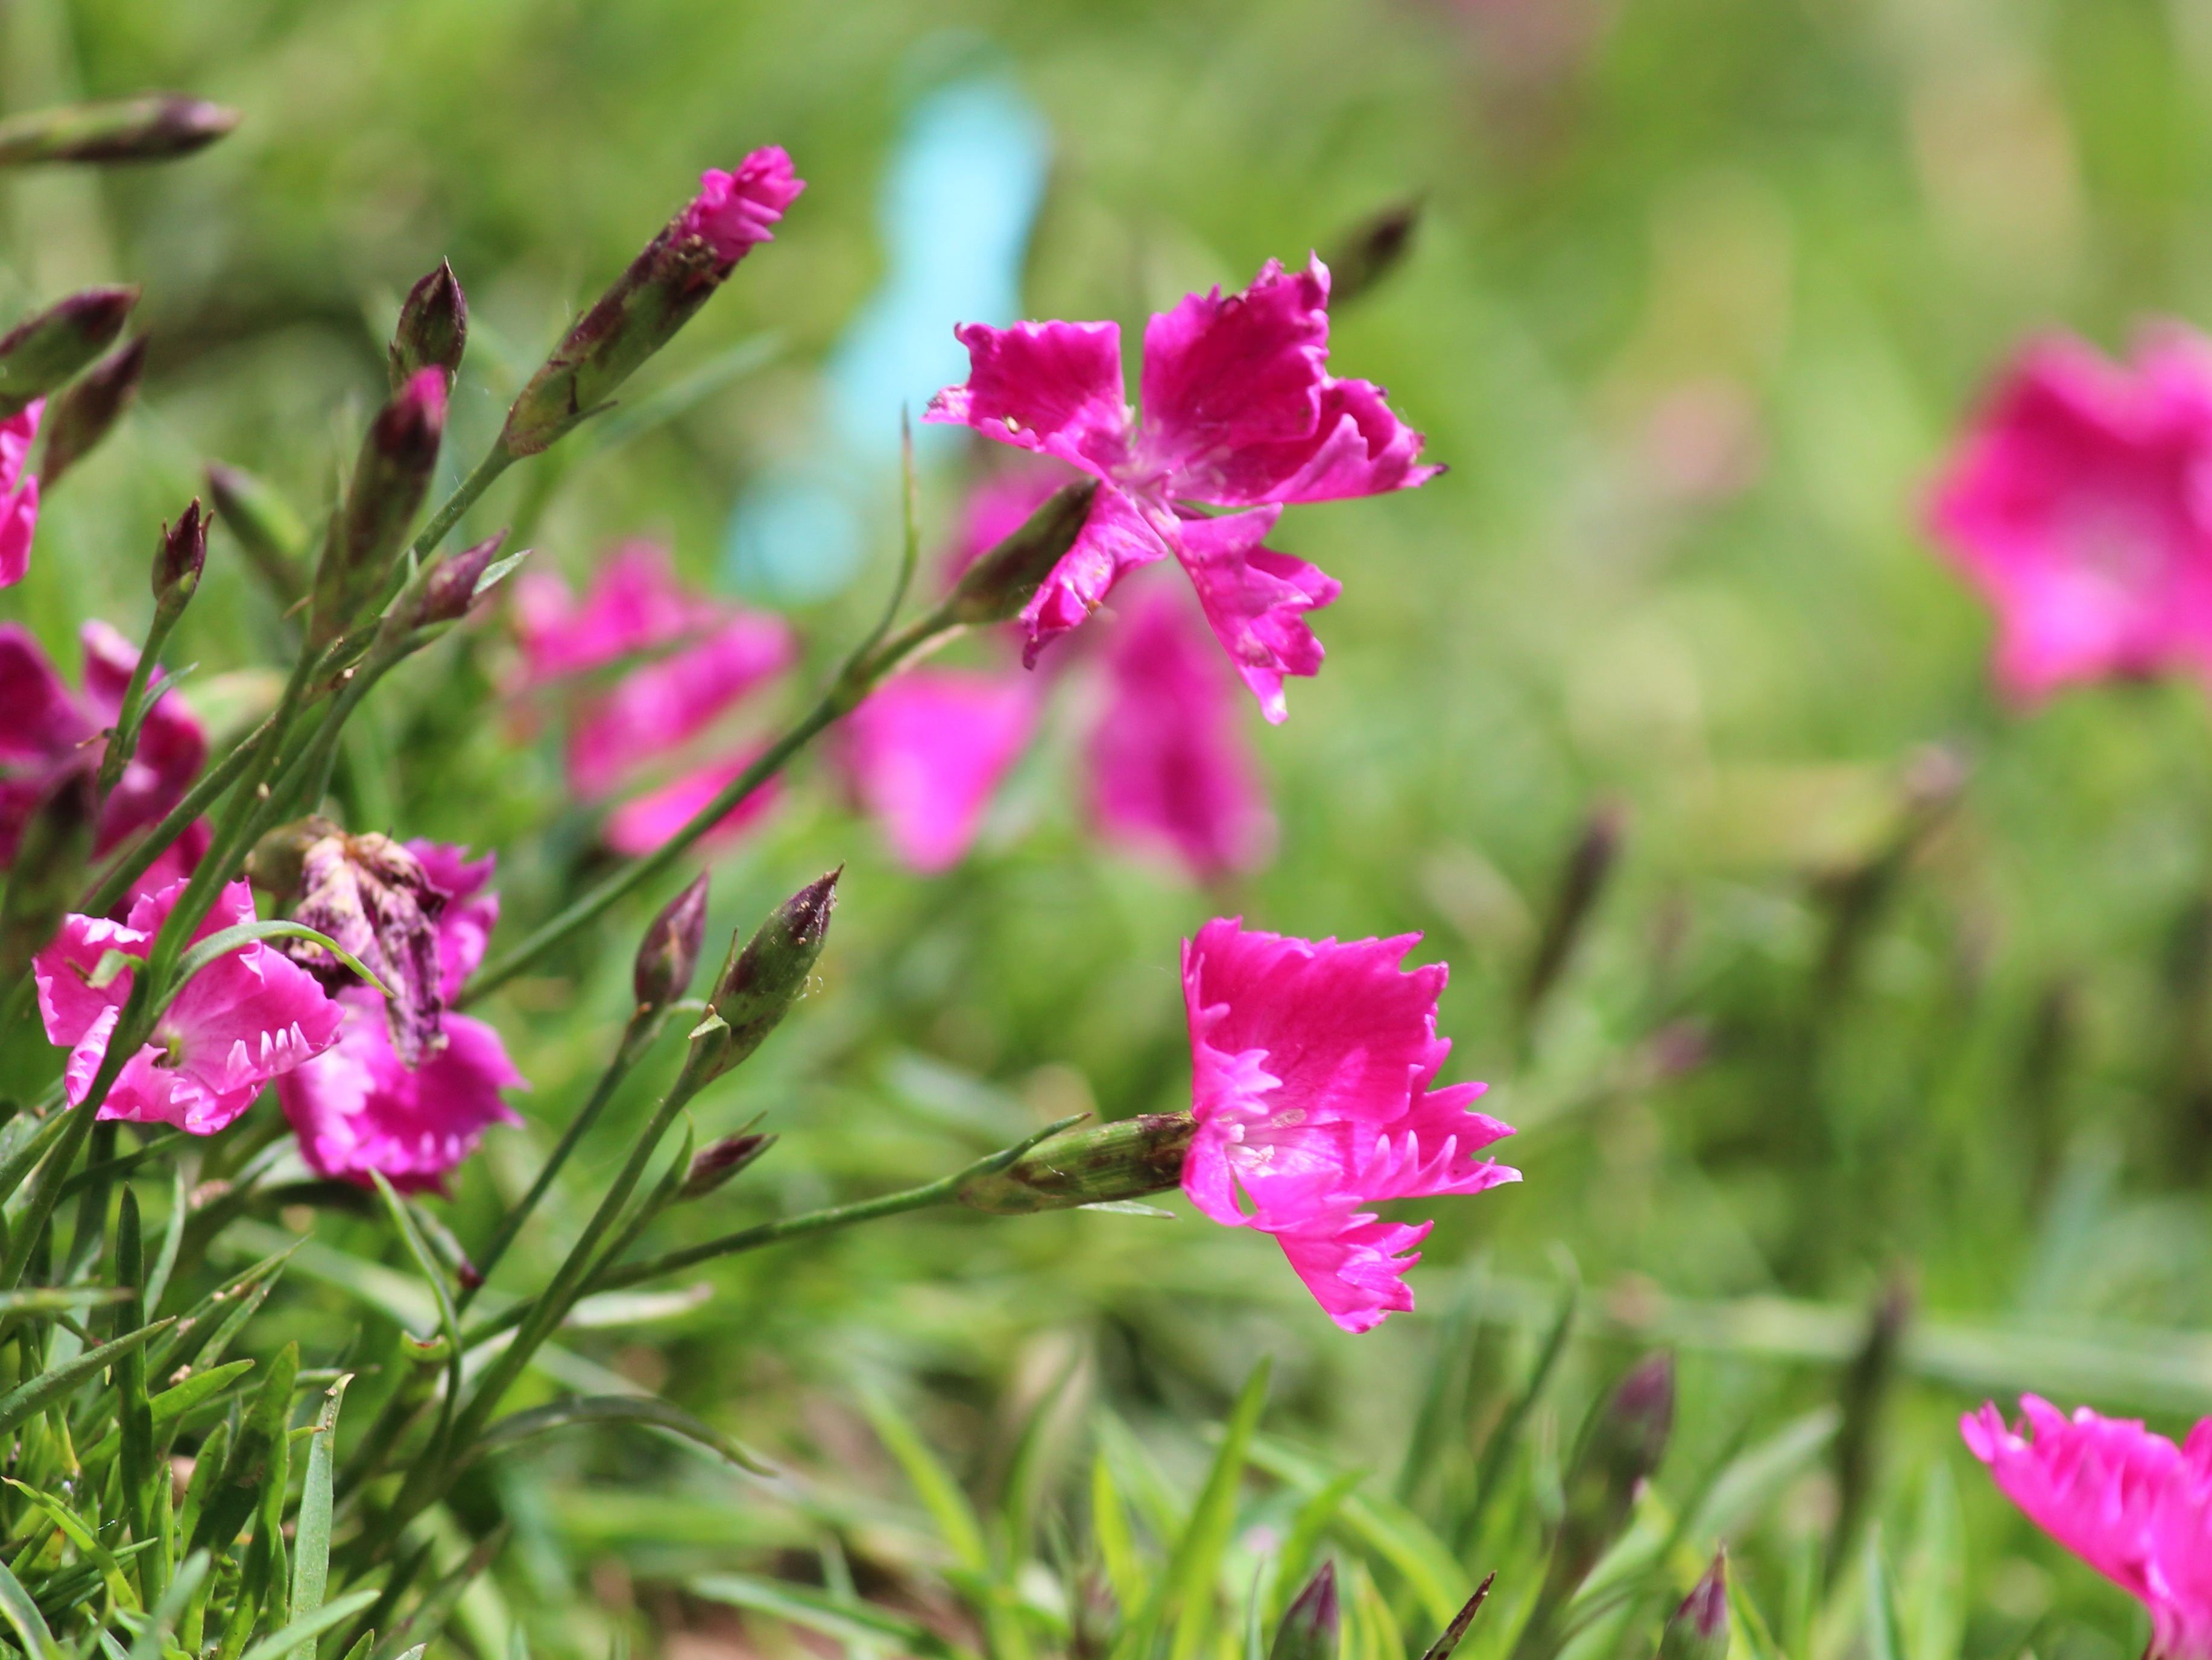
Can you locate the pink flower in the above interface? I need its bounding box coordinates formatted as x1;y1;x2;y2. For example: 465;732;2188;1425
567;612;794;800
837;670;1038;873
677;147;806;265
1962;1397;2212;1658
1180;921;1517;1332
0;401;39;587
926;256;1438;720
1928;328;2212;703
511;541;725;686
603;752;783;857
278;841;523;1191
0;619;207;868
36;878;343;1133
1089;583;1273;881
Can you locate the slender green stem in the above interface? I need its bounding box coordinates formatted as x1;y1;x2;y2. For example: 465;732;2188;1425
95;603;185;803
82;710;279;916
457;599;961;1008
406;443;514;568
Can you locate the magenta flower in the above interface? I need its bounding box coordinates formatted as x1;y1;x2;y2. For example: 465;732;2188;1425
567;612;794;799
0;401;39;588
676;147;806;265
36;878;343;1133
511;540;726;686
1928;327;2212;703
1179;920;1517;1332
278;841;523;1191
837;670;1038;873
1962;1397;2212;1658
0;619;207;869
602;750;783;857
926;256;1438;721
1090;584;1273;881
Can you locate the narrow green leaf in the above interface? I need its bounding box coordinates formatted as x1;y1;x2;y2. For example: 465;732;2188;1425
690;1573;977;1660
370;1172;464;1433
1160;1358;1272;1660
373;1530;505;1660
288;1374;351;1659
1247;1436;1468;1630
0;1108;74;1211
1268;1469;1365;1629
1687;1408;1841;1544
83;1359;257;1469
1462;1275;1576;1550
2;1479;135;1605
170;923;391;1006
238;1587;381;1660
0;1318;172;1440
473;1394;768;1473
189;1342;299;1559
860;1389;989;1574
1863;1534;1906;1660
1904;1463;1964;1660
144;1164;188;1317
1414;1574;1495;1660
1090;1450;1146;1612
0;1287;129;1314
128;1551;209;1660
149;1245;298;1375
0;1552;60;1660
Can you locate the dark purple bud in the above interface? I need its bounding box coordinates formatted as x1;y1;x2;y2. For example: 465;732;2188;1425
635;872;710;1015
0;286;139;417
206;461;308;605
1521;800;1626;1023
414;531;511;628
679;1131;775;1201
155;499;207;610
1658;1553;1729;1660
1553;1354;1675;1597
686;869;838;1086
1269;1562;1338;1660
956;1113;1193;1214
0;96;238;165
389;261;467;392
311;369;449;644
944;481;1099;628
0;770;96;985
37;335;145;490
1322;199;1421;309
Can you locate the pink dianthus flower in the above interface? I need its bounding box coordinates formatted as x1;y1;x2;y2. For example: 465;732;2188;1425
677;147;806;266
278;841;523;1191
1928;326;2212;703
1180;920;1516;1332
837;670;1038;874
36;878;343;1133
0;400;39;588
926;256;1438;721
511;540;727;688
1963;1397;2212;1658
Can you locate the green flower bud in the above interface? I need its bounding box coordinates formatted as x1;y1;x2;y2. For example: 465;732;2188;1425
683;870;838;1086
206;461;309;605
635;872;710;1016
37;335;145;490
310;369;448;645
1269;1562;1338;1660
0;286;138;418
946;481;1099;626
389;260;467;393
680;1132;776;1201
1555;1353;1675;1591
0;95;237;165
1657;1552;1729;1660
955;1112;1195;1214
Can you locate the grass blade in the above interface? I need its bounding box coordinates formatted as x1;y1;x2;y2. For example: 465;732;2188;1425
0;1318;173;1440
129;1551;210;1660
473;1394;768;1472
1130;1357;1269;1660
690;1573;978;1660
239;1588;381;1660
289;1373;352;1659
0;1553;60;1660
860;1389;989;1575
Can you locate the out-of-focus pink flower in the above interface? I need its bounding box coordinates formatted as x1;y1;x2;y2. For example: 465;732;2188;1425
677;147;806;266
278;840;523;1191
0;400;40;588
1929;328;2212;703
511;541;725;686
603;752;783;857
947;467;1064;584
1179;920;1516;1332
1089;584;1272;881
1962;1397;2212;1658
838;670;1038;873
36;878;342;1133
927;257;1438;720
0;619;206;867
567;612;794;799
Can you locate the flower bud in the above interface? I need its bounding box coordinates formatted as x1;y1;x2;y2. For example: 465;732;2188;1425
1657;1552;1730;1660
1556;1353;1675;1589
1269;1562;1338;1660
679;1131;775;1200
311;368;448;644
0;286;138;418
206;461;309;605
244;816;335;904
0;95;238;166
0;770;96;986
636;872;710;1015
955;1112;1195;1214
155;499;207;612
501;148;803;457
683;869;838;1087
1520;799;1626;1025
389;260;467;393
1321;200;1420;310
413;531;510;629
946;481;1099;626
37;335;144;490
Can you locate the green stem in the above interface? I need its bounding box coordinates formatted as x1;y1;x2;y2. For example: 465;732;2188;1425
94;601;186;803
406;443;514;569
457;600;960;1008
82;710;279;916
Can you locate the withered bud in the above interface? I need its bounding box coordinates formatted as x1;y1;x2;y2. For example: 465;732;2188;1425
155;499;207;610
311;367;449;644
206;461;308;605
1554;1352;1675;1590
1322;199;1421;309
635;872;710;1015
0;96;238;166
679;1132;776;1201
684;870;839;1087
414;531;510;629
956;1112;1194;1214
946;482;1098;626
389;260;468;392
37;335;145;490
0;286;139;418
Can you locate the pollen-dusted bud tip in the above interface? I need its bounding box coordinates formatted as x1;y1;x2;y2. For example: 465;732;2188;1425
155;499;207;609
956;1111;1194;1214
683;867;839;1086
947;480;1099;626
635;872;710;1013
679;1131;775;1200
1658;1551;1730;1660
390;259;468;391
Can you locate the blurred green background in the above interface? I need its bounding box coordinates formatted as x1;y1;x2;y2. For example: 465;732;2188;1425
10;0;2212;1656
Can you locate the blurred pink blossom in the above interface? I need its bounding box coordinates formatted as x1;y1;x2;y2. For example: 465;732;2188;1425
1962;1397;2212;1656
837;670;1037;873
1929;328;2212;702
0;400;40;587
511;541;725;686
677;147;806;266
927;256;1438;720
279;841;523;1191
603;751;783;857
567;613;794;800
36;878;343;1133
1180;920;1516;1332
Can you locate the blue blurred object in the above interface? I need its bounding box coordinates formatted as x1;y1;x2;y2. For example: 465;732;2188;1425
724;68;1051;604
